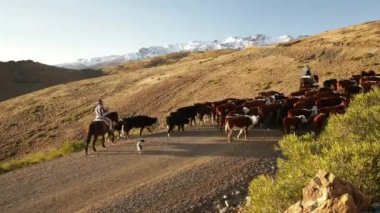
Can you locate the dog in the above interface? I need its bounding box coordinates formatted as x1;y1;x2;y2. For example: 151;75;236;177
136;139;144;154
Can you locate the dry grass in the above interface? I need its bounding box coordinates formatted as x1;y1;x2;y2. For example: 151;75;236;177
0;21;379;163
0;141;83;174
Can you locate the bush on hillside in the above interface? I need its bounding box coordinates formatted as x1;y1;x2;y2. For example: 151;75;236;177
246;87;380;213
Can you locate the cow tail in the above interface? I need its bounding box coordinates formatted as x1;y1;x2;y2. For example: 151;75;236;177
121;124;125;137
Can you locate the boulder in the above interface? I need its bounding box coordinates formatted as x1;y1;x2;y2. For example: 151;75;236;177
284;170;370;213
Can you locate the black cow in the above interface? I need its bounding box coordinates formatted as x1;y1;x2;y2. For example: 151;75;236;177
195;103;213;124
121;115;158;138
166;112;189;137
114;121;124;138
176;105;199;126
323;79;338;90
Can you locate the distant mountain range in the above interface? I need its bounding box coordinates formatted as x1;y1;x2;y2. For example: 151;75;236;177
58;34;304;69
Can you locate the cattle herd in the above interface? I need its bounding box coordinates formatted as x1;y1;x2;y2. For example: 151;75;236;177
111;70;380;143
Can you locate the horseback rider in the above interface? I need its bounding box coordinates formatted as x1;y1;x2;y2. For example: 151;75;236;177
303;65;312;76
94;99;113;131
300;65;316;87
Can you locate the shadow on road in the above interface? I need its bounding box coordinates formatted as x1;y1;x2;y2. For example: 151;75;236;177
90;125;281;158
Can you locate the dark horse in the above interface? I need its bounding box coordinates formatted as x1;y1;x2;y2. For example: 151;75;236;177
84;120;114;155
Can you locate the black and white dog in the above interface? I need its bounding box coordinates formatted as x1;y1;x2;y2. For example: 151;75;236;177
136;139;144;154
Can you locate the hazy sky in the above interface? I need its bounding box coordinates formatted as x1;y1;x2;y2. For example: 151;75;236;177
0;0;379;65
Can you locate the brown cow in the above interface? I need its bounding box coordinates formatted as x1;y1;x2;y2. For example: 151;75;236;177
313;113;328;135
318;105;346;115
242;99;266;108
290;90;306;97
287;107;318;118
282;115;308;134
314;91;339;99
304;90;318;97
360;76;380;82
338;79;356;93
259;91;280;97
361;81;378;93
293;100;315;109
258;104;280;126
285;97;302;106
216;102;238;133
228;106;256;116
351;75;361;85
224;115;260;143
230;99;247;106
343;85;362;96
361;70;376;77
316;97;343;108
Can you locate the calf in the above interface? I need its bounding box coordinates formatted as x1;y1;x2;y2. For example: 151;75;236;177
282;115;308;134
121;115;158;138
224;115;260;143
166;112;189;137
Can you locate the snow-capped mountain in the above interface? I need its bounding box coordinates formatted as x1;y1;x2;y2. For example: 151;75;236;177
58;34;301;69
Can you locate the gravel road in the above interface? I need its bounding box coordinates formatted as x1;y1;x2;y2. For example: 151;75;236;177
0;125;281;213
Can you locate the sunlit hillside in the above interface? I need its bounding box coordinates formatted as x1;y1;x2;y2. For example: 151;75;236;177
0;21;379;162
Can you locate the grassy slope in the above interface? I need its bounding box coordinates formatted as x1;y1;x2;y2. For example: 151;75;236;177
0;60;103;101
0;21;379;162
246;88;380;212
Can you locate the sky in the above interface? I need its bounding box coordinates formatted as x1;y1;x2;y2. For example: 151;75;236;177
0;0;379;65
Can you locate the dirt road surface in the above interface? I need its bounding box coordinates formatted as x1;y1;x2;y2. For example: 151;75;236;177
0;126;281;213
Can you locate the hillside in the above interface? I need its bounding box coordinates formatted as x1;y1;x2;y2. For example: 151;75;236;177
0;60;103;101
0;21;380;162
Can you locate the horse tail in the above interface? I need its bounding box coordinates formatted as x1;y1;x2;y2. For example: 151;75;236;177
84;124;92;146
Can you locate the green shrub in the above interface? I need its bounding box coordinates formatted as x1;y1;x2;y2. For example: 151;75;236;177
0;141;84;174
246;88;380;212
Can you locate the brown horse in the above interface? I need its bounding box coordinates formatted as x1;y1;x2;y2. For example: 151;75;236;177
84;120;114;155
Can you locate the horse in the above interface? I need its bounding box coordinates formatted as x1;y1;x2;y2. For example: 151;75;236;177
84;120;114;155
